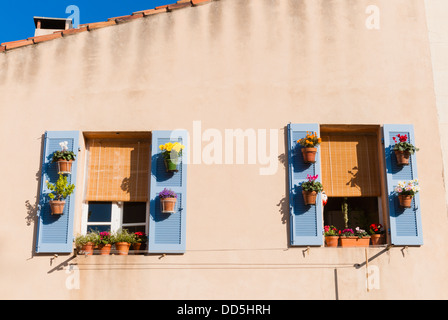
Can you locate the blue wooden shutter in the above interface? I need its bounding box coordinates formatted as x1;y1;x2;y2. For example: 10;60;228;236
383;124;423;246
35;131;80;253
148;130;188;253
287;124;324;246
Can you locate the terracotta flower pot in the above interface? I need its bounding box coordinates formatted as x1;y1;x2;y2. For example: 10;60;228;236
302;147;317;163
370;234;384;246
340;236;358;247
49;200;65;215
80;242;94;256
302;190;317;205
398;194;413;208
98;244;112;255
395;150;410;166
115;242;131;255
356;237;371;247
161;197;177;213
57;160;73;174
132;242;142;252
325;236;339;247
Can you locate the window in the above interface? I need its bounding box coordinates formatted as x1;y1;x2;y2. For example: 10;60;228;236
84;201;147;234
320;125;385;233
82;132;151;234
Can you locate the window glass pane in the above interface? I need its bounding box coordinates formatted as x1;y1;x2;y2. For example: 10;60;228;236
88;202;112;222
123;225;146;234
87;225;111;233
122;202;146;224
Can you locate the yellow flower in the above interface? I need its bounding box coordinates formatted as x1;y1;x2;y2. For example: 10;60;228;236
159;145;165;150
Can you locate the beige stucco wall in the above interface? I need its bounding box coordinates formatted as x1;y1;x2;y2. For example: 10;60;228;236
425;0;448;212
1;0;447;300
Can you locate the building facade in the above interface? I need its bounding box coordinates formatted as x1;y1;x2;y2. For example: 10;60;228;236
1;0;447;300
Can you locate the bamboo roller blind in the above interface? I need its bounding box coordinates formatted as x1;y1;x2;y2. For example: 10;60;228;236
86;139;150;202
320;134;380;197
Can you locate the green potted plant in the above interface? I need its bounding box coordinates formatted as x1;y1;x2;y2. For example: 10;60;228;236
394;179;420;208
301;174;324;205
94;231;113;255
160;188;178;213
369;223;384;246
46;174;75;215
75;232;97;256
112;229;135;255
392;134;418;166
324;225;339;247
52;141;76;174
297;131;322;163
132;232;147;252
159;142;185;172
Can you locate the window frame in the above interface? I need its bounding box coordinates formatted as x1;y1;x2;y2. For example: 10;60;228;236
80;201;149;235
79;131;151;237
319;124;389;244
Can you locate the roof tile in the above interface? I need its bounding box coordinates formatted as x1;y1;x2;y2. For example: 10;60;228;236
62;26;89;36
167;2;192;11
87;20;117;31
1;39;34;50
29;32;63;44
115;13;144;24
192;0;212;6
133;8;168;16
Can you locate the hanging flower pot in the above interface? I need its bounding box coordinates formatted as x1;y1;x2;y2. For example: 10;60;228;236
398;195;413;208
159;142;185;173
46;174;75;216
395;179;419;208
394;150;410;166
302;190;317;205
52;141;76;174
57;160;74;174
300;174;323;206
49;200;65;215
297;131;321;164
302;148;317;163
161;197;177;213
160;188;178;213
392;134;418;166
164;158;180;173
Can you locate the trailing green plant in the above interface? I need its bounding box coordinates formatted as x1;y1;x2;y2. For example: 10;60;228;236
112;229;136;244
46;174;75;201
52;141;76;162
74;232;98;247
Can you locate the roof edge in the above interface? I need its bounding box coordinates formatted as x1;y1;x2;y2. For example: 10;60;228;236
0;0;213;53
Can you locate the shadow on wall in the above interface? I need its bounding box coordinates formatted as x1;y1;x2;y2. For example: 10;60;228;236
277;126;290;246
25;134;45;257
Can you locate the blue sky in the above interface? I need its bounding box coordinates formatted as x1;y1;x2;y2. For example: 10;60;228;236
0;1;174;43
